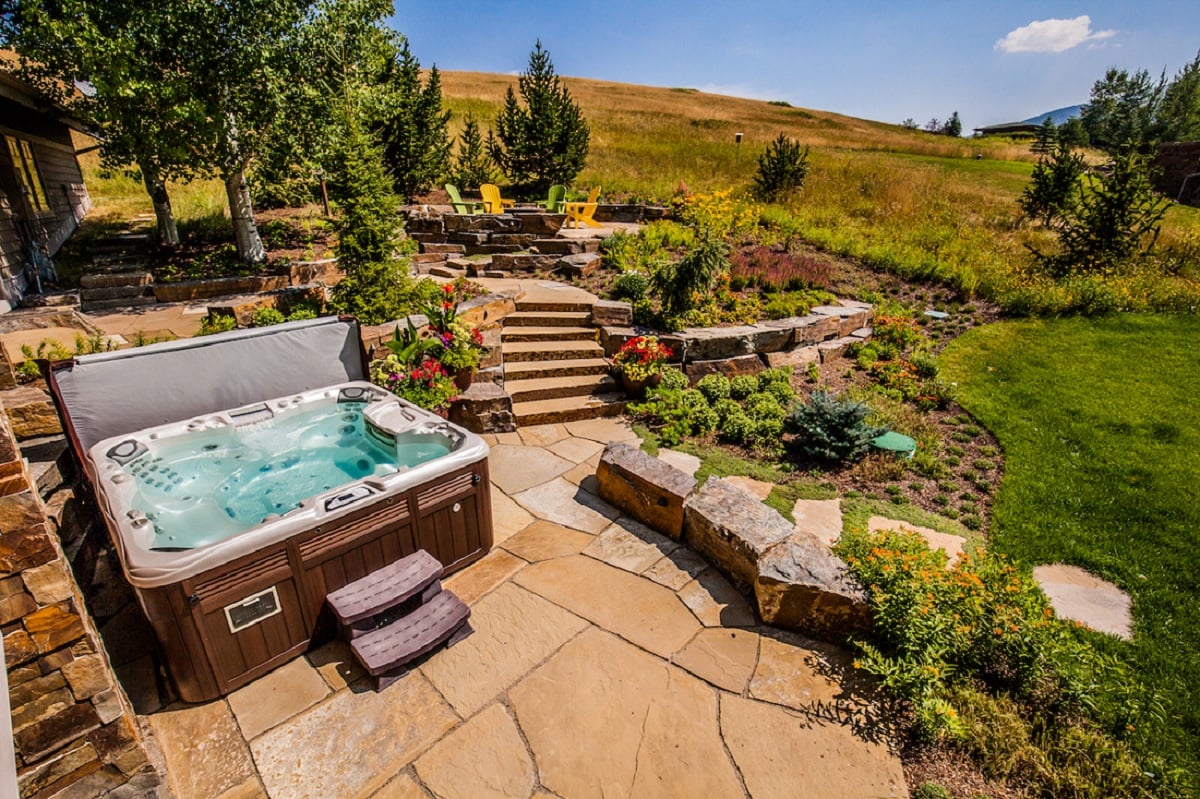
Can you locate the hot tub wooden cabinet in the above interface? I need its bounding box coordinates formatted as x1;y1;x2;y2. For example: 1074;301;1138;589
138;460;492;702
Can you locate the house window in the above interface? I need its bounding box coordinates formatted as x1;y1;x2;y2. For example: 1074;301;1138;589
4;135;50;213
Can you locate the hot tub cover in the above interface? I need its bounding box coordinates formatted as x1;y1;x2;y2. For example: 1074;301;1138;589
49;316;369;471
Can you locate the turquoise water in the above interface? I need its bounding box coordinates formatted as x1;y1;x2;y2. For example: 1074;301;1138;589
126;402;451;549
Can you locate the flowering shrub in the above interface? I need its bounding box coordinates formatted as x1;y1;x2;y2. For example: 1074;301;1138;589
729;246;832;291
612;335;673;382
422;282;486;374
672;189;761;241
369;353;458;412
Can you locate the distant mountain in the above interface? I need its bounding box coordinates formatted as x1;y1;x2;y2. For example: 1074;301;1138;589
1022;105;1084;126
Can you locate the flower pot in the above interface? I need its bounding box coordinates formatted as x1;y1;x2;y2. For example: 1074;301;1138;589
620;372;661;399
453;367;474;391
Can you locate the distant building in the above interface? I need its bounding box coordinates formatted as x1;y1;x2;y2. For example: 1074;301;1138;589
0;54;91;311
972;121;1042;138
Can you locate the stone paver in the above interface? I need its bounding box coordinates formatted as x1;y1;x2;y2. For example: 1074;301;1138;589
642;548;710;591
673;627;759;694
792;498;844;546
514;555;700;658
509;628;743;799
148;700;261;799
250;671;457;799
749;632;851;711
655;448;702;477
722;694;906;798
443;548;525;604
227;657;330;740
1033;563;1132;639
546;435;605;464
414;704;535;799
488;445;573;494
368;773;426;799
584;517;680;574
563;417;639;444
307;639;365;692
489;490;535;545
678;569;757;628
517;423;569;447
420;582;588;717
494;431;522;445
562;461;601;494
723;474;774;501
500;519;594;562
868;515;966;567
511;476;619;534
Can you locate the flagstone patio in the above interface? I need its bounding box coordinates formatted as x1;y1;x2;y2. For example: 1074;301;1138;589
143;418;906;799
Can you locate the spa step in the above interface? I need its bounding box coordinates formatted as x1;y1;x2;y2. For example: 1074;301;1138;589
500;326;596;343
326;549;444;628
514;300;594;314
501;340;604;363
351;589;473;690
502;311;591;327
512;393;628;426
503;357;611;381
506;373;619;402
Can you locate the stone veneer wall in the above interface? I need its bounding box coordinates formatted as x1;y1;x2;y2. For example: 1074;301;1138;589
0;407;162;798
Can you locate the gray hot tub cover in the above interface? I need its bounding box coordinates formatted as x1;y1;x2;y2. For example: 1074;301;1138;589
49;316;369;467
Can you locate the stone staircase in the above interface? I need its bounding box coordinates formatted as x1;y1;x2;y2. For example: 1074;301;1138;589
79;233;157;312
501;300;625;426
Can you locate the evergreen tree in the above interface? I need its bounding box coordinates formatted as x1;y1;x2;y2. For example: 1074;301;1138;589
1030;116;1058;156
1160;50;1200;142
941;111;962;138
752;133;810;202
1058;117;1090;148
1019;141;1086;227
1080;68;1165;154
451;113;494;189
377;39;452;201
488;41;590;193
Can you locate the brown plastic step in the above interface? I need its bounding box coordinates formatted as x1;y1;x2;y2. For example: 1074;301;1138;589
325;549;443;627
501;340;604;363
501;326;596;343
503;357;611;381
512;393;628;425
502;311;591;327
350;590;472;690
506;373;618;402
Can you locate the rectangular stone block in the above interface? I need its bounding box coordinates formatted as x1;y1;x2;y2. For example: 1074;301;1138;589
517;213;565;235
682;478;793;590
3;386;63;439
765;346;820;370
491;253;559;272
14;701;101;762
792;314;842;346
755;532;870;643
747;324;793;354
531;238;583;255
449;232;489;245
680;326;758;361
817;336;856;363
685;355;764;383
24;603;86;653
0;525;57;573
411;253;447;265
596;442;696;540
420;243;465;255
490;234;536;248
838;310;870;336
591;301;633;327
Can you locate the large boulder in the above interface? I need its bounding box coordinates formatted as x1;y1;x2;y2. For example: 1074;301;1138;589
682;478;793;590
754;531;871;643
596;443;696;540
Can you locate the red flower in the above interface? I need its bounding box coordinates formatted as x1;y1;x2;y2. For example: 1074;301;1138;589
442;283;455;294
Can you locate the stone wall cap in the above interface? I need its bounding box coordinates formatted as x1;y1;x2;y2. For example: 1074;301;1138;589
809;305;863;318
600;442;696;497
758;531;866;601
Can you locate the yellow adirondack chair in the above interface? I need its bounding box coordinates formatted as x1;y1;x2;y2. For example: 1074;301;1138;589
563;186;601;228
479;183;514;214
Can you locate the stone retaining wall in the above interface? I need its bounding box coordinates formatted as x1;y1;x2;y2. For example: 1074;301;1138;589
1;406;163;797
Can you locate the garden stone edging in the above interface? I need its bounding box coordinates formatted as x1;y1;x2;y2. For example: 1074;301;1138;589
594;442;871;645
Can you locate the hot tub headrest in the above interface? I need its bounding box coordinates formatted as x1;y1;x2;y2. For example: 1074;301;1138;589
49;316;369;463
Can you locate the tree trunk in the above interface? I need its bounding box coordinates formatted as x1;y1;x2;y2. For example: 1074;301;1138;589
141;167;179;246
224;167;265;264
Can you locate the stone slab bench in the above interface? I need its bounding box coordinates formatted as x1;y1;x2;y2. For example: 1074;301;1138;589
597;442;696;540
350;590;473;690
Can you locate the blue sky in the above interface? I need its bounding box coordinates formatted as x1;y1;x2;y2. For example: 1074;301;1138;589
389;1;1200;130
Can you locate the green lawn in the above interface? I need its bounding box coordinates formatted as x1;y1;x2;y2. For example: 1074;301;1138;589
940;315;1200;787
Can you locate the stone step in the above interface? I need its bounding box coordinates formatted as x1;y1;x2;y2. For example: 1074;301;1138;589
503;357;611;381
506;373;619;403
502;311;591;327
515;300;594;314
501;340;604;363
501;326;596;343
428;265;466;279
80;271;154;290
80;284;155;302
80;295;160;313
512;393;627;426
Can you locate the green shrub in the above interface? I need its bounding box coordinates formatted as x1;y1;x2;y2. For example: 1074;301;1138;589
250;307;287;328
712;397;741;422
729;374;758;400
659;366;690;391
719;410;754;444
752;132;811;202
627;386;716;447
286;307;318;322
613;271;649;301
784;390;886;463
911;783;952;799
757;367;792;390
743;392;786;422
198;314;238;336
649;233;730;317
696;373;731;403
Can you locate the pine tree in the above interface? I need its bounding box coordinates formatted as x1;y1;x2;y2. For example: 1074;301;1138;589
1030;116;1058;156
752;133;810;202
941;111;962;138
378;39;451;201
1019;141;1086;226
488;41;590;194
451;114;494;189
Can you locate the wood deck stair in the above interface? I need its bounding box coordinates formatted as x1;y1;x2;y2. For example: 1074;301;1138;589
501;299;626;426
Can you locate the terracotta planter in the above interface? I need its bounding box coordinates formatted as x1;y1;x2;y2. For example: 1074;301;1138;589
619;371;662;399
453;368;474;391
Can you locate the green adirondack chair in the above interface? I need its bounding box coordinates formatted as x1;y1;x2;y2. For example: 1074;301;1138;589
444;184;482;214
541;184;566;212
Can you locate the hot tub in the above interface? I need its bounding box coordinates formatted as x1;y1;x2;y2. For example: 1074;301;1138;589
86;381;493;701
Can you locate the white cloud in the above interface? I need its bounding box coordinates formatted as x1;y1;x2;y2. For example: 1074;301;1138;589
995;16;1116;54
